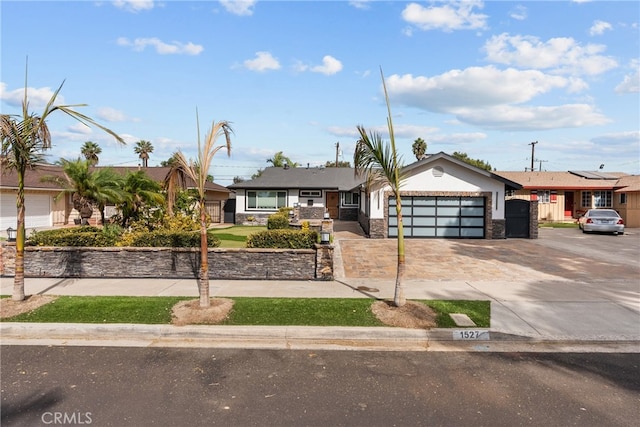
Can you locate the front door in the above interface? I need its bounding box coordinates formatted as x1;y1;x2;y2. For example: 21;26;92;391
326;192;339;219
564;192;574;218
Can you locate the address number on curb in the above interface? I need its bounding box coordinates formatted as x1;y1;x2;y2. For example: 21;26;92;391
453;330;490;340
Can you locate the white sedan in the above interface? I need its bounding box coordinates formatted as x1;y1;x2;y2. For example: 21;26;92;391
578;209;625;235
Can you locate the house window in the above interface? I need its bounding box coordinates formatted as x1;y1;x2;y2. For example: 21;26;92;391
581;191;591;208
300;190;322;198
593;190;612;208
538;190;551;203
247;191;287;210
341;192;359;206
620;193;627;204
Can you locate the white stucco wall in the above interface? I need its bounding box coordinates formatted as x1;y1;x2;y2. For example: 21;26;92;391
367;159;507;220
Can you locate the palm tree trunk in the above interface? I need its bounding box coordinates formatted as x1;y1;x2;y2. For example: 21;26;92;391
393;202;406;307
198;200;210;307
13;173;26;301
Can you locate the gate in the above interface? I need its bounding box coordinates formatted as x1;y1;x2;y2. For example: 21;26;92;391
505;199;530;238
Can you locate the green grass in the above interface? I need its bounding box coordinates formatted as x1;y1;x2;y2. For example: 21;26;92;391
210;225;267;248
2;296;490;328
539;222;578;228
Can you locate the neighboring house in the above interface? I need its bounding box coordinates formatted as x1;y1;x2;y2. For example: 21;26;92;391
494;170;640;227
356;152;522;239
229;152;522;239
0;164;231;230
228;166;364;223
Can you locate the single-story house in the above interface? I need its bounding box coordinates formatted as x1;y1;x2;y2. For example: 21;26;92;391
229;152;523;239
228;165;364;223
0;163;231;231
494;170;640;227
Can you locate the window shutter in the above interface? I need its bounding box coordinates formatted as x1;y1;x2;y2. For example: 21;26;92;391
551;191;557;203
530;191;538;201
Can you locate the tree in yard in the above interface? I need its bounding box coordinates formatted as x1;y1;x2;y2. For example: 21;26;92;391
174;114;233;308
134;140;154;167
80;141;102;165
325;160;351;167
266;151;298;168
354;67;407;307
118;170;165;227
42;158;125;225
452;151;492;171
412;137;427;161
0;64;124;301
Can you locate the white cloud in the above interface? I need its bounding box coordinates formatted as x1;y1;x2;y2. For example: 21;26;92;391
117;37;203;55
615;60;640;93
456;104;610;130
243;51;281;72
96;107;128;122
401;0;488;32
112;0;155;13
219;0;256;16
0;82;64;109
310;56;343;75
509;5;527;21
68;122;92;135
589;20;613;36
384;67;610;131
386;67;572;112
483;33;618;75
349;1;372;10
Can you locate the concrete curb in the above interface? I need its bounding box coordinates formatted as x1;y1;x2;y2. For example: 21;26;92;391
2;323;638;353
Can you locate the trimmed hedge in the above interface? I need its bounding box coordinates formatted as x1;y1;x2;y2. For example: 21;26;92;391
26;226;220;248
267;213;290;230
246;229;319;249
27;226;120;247
122;230;220;248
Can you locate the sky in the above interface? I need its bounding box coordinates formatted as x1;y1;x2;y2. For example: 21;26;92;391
1;0;639;184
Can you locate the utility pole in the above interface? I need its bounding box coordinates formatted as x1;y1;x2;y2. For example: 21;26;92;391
538;159;548;171
335;142;340;167
529;141;538;172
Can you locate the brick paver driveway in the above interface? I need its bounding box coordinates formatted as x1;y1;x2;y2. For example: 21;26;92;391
335;224;640;283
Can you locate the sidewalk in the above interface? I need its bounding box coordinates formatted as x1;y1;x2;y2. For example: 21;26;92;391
2;275;639;352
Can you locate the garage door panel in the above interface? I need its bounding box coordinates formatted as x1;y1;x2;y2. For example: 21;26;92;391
0;193;51;229
389;196;485;239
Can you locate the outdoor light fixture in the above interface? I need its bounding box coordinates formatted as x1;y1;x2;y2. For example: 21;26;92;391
6;227;16;242
323;211;330;219
320;231;330;244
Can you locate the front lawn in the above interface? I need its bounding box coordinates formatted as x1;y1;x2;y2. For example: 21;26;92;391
210;225;267;248
1;296;490;328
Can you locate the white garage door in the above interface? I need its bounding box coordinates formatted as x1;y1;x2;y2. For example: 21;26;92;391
389;196;485;238
0;193;52;229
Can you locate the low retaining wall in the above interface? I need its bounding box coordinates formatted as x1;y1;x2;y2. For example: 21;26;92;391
0;244;334;281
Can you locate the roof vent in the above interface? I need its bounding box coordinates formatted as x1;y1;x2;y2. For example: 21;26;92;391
432;166;444;177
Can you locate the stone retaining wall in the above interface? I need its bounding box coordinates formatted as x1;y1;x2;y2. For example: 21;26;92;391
0;244;334;281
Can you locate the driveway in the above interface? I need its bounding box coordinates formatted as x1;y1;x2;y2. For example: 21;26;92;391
334;223;640;283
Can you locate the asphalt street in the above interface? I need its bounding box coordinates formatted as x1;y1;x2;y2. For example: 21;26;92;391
2;346;639;427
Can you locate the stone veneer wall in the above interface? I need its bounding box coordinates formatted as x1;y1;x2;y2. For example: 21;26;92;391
0;244;334;280
529;200;539;239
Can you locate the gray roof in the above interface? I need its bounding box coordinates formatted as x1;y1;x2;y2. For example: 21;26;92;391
228;166;365;191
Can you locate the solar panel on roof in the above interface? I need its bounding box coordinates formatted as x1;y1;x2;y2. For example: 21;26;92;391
569;171;619;180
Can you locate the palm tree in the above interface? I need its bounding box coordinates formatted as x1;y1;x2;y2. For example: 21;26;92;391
266;151;298;168
354;68;407;307
42;158;126;225
81;141;102;165
412;138;427;161
134;140;154;167
0;63;124;301
163;154;188;216
174;114;233;308
118;170;165;227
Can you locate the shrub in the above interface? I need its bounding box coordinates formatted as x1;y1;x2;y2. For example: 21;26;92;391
267;213;290;230
246;229;318;249
118;230;220;248
27;226;121;247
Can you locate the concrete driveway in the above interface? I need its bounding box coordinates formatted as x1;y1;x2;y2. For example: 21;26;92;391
335;224;639;283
